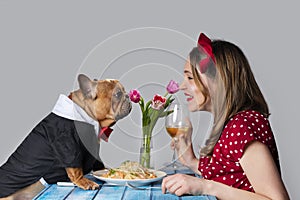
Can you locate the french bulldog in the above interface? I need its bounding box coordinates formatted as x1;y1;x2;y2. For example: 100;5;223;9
0;74;132;200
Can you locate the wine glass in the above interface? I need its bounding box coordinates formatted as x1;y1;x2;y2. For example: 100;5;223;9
165;102;190;169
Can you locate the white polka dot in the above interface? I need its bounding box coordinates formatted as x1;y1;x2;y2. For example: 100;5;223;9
223;177;226;180
208;171;212;175
261;124;264;128
231;175;234;179
225;145;228;149
231;133;234;137
234;150;238;154
237;132;241;136
220;170;223;173
216;174;219;177
233;124;236;128
212;167;215;170
216;149;219;152
230;169;234;172
236;178;239;182
256;119;259;122
226;155;230;158
219;158;223;162
240;124;244;128
230;150;233;154
234;141;238;144
244;140;248;144
257;128;261;131
251;123;255;126
244;132;247;135
245;183;248;186
229;142;232;145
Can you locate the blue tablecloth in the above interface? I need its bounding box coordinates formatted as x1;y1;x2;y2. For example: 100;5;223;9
34;167;217;200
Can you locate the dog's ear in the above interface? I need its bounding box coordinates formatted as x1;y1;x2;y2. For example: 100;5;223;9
78;74;97;99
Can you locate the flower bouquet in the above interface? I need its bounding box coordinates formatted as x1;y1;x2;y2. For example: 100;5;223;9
129;80;179;168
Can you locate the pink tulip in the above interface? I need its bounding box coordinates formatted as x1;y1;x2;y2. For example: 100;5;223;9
166;80;179;94
129;89;141;103
151;94;166;110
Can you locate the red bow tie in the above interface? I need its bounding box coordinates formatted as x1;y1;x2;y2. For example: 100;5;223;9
98;127;113;142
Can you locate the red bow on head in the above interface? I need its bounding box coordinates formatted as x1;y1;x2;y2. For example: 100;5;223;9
197;33;215;73
98;127;113;142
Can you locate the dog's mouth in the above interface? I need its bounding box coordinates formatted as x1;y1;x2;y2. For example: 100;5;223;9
115;100;132;121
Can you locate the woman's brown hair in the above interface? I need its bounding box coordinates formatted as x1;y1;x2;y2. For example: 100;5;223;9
190;40;269;156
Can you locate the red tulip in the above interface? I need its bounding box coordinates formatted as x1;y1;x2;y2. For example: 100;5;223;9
129;89;141;103
151;94;166;110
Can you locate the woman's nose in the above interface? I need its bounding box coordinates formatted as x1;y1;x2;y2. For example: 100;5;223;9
179;81;185;90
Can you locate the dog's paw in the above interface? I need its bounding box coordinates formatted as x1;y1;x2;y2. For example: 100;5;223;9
75;178;99;190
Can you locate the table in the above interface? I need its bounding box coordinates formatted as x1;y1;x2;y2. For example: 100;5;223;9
33;168;217;200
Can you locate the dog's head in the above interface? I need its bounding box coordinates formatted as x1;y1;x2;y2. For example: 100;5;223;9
73;74;132;131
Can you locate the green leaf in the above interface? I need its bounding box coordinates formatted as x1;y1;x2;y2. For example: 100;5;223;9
159;110;173;118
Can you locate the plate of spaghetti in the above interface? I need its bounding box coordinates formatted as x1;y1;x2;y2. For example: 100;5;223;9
93;161;167;186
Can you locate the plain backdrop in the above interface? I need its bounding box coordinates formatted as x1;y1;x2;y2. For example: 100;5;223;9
0;1;299;199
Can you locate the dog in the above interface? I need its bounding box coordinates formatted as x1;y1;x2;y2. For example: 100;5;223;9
0;74;132;200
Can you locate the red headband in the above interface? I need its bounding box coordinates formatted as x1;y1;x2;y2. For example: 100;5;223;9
197;33;215;73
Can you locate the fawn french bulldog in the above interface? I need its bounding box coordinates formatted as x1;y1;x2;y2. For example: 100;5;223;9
0;74;132;200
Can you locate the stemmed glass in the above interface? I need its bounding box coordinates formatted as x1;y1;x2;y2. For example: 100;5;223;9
165;102;190;169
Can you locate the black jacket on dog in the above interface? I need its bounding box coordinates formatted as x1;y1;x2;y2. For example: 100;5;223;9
0;95;104;197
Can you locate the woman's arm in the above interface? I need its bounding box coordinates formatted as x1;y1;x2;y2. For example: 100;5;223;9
162;141;290;200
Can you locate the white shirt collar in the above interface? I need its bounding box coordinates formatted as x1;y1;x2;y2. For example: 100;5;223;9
52;94;99;136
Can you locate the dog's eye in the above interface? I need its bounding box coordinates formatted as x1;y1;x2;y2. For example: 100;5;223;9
115;90;123;99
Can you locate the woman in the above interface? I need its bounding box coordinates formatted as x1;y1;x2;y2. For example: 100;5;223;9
161;33;289;199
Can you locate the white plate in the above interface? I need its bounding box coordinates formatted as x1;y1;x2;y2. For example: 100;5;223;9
93;169;167;186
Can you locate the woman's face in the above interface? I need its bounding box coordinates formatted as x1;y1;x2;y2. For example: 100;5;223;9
180;58;211;112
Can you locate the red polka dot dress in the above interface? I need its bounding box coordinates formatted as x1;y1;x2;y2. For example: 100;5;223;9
198;110;279;192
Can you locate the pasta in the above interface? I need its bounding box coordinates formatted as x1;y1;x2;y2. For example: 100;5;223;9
101;161;157;179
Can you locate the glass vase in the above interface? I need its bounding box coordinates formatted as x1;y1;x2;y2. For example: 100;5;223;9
139;134;154;169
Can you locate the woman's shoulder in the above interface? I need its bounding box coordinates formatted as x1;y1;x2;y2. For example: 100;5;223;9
226;110;270;128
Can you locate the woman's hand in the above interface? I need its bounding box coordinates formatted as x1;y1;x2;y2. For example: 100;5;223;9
162;174;204;196
171;119;199;172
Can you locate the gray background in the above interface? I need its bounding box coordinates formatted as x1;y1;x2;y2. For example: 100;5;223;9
0;1;299;199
